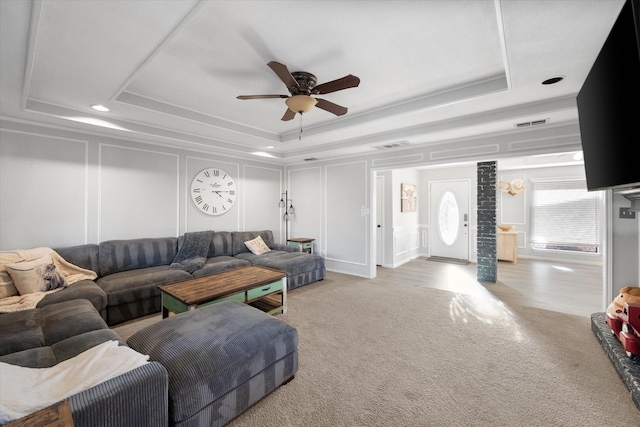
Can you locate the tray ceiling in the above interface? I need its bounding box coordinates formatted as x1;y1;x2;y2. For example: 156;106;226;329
0;0;626;165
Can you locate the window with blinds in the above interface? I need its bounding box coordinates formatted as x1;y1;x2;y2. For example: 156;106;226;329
530;179;601;253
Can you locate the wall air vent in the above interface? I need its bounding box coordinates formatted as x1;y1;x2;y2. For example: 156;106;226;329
515;118;548;128
372;140;412;150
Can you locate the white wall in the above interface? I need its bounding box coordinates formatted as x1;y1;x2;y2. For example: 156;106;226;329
3;118;635;296
610;192;640;296
0;122;285;250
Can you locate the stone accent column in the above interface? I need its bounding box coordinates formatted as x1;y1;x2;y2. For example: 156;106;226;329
477;161;497;282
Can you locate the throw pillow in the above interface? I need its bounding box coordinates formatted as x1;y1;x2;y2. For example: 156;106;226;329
5;255;68;295
0;271;19;299
244;236;271;255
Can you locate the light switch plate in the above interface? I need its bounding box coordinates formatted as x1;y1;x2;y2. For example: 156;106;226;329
620;207;637;219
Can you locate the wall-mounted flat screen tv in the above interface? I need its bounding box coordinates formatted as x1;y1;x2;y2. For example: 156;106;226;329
576;0;640;192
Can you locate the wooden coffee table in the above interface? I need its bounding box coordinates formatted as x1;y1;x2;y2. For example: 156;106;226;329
158;266;287;318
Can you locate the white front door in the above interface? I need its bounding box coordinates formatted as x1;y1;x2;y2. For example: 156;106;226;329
429;180;469;260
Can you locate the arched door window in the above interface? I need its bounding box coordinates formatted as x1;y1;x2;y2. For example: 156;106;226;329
438;191;459;246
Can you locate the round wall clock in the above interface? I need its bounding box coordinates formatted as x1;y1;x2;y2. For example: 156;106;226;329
190;168;237;216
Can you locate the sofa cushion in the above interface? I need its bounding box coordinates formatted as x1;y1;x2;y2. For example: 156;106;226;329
37;279;108;315
0;299;109;357
191;256;250;278
0;329;123;368
236;250;325;276
231;231;275;256
96;266;191;307
99;237;179;277
206;231;233;257
54;244;100;274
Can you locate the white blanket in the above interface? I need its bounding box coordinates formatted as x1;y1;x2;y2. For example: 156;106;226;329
0;340;149;424
0;247;98;313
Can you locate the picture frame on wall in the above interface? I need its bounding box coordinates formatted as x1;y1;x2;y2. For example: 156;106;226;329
401;183;417;212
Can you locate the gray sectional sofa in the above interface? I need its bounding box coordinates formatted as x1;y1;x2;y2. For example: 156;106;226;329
0;229;315;425
0;299;169;426
17;230;326;326
35;229;325;325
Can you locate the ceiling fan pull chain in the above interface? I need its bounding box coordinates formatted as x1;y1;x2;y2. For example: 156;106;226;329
299;113;303;140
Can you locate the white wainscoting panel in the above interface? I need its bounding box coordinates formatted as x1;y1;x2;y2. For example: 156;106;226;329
422;229;430;254
0;130;89;249
100;145;179;240
499;173;526;225
393;226;421;266
289;167;322;247
244;165;281;233
325;161;367;265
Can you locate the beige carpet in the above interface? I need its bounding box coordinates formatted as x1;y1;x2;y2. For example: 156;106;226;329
113;272;640;426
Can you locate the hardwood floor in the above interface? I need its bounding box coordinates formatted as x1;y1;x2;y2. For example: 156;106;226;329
371;257;604;318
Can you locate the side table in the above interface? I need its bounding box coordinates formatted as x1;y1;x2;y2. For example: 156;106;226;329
497;231;518;263
287;237;314;254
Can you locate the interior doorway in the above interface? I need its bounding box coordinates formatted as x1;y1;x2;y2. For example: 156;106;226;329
376;175;384;266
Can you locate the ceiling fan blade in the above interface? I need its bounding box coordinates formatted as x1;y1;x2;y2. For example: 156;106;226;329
267;61;300;91
315;98;348;116
237;94;289;100
312;74;360;95
281;108;296;121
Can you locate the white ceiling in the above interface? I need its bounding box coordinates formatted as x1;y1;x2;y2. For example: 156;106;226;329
0;0;626;166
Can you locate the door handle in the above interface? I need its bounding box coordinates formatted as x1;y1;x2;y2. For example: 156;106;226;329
377;225;381;228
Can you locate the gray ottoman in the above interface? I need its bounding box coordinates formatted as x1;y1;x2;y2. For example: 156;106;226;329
127;301;298;427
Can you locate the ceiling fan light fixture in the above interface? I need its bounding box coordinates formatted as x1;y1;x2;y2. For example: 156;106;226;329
285;95;317;113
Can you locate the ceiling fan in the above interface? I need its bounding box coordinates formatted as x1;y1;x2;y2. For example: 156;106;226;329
237;61;360;121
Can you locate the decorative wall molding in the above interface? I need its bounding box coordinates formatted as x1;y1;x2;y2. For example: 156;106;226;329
372;154;424;167
431;144;499;161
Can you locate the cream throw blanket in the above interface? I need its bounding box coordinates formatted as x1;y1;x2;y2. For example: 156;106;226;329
0;247;98;313
0;340;149;423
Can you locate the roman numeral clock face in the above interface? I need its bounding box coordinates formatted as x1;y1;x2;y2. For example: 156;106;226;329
190;168;237;216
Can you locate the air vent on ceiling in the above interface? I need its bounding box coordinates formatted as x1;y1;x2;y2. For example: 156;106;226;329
515;118;549;128
372;141;413;150
304;158;318;161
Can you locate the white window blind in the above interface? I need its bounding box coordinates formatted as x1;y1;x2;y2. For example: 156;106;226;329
530;179;600;253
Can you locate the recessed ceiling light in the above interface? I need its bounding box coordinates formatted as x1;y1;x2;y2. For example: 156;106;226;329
251;151;276;158
266;145;275;149
91;104;109;112
541;76;564;85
